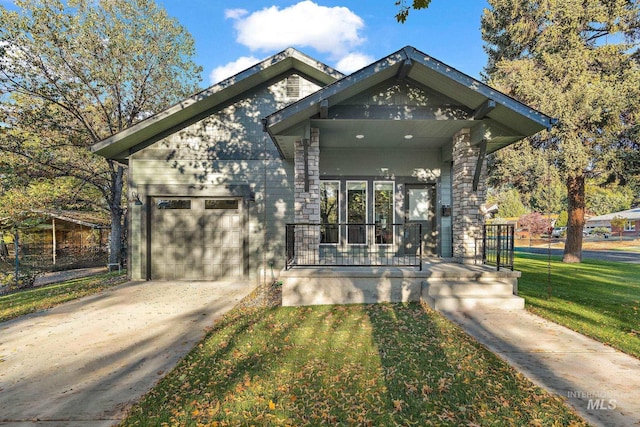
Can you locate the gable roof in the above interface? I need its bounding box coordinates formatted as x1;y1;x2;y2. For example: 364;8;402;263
587;208;640;222
91;48;344;162
264;46;556;159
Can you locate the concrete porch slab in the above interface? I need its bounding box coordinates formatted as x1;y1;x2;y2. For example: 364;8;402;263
279;260;522;308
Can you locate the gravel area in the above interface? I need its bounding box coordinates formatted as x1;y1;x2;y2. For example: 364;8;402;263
234;280;282;310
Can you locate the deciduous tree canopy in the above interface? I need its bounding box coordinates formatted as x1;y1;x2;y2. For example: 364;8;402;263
0;0;202;265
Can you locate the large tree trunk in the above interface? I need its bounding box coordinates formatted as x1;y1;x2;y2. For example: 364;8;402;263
563;174;585;263
108;163;125;266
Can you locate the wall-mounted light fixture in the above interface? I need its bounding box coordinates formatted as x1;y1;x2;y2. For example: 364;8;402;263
132;192;143;206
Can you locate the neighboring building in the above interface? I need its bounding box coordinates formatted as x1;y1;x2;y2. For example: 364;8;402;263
92;46;554;288
586;208;640;236
1;211;110;269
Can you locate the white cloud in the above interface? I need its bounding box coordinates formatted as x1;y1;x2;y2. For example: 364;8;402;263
334;52;374;74
228;1;365;58
209;55;260;84
224;8;248;20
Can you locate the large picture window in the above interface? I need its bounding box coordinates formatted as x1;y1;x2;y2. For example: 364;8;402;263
320;181;340;243
374;181;394;244
347;181;367;244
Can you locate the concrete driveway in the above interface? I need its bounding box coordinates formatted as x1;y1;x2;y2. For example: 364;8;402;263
0;280;254;426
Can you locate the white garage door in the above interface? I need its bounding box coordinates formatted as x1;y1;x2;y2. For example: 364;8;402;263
150;198;243;280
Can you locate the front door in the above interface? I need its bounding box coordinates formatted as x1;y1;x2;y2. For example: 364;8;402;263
405;185;436;256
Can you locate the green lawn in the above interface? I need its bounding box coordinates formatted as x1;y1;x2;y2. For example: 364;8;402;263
0;271;128;322
121;303;586;426
516;253;640;359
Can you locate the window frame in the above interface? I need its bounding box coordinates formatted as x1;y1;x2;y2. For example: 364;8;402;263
346;180;368;245
319;180;341;245
373;181;395;245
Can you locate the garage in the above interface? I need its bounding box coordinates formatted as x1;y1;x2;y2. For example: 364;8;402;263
150;197;244;280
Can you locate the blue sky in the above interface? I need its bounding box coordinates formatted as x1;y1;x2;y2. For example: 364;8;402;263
154;0;491;85
3;0;492;85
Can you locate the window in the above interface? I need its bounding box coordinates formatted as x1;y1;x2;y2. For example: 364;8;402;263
286;74;300;98
407;188;432;221
347;181;367;244
320;181;340;243
625;220;636;232
205;199;239;210
374;182;394;244
156;199;191;209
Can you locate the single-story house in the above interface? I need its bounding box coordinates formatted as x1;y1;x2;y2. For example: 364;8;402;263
92;46;554;308
586;208;640;236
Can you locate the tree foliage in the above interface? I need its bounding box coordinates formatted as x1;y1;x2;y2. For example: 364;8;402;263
482;0;640;263
487;187;528;219
0;0;202;264
488;140;567;214
586;183;633;215
395;0;432;23
518;212;552;237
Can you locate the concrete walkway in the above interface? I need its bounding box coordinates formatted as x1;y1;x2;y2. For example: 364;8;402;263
0;280;254;426
444;309;640;427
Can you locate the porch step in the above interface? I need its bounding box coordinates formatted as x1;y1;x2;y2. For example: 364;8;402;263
422;279;524;311
279;264;524;309
427;282;515;297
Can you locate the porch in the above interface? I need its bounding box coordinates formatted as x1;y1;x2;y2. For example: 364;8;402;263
279;260;524;311
281;222;522;311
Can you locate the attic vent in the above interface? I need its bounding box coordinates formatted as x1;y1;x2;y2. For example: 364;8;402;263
286;75;300;99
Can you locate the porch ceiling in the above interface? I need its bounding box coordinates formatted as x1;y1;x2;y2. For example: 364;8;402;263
310;118;474;149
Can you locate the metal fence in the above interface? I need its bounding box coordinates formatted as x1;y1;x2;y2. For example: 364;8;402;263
285;223;422;270
482;224;515;271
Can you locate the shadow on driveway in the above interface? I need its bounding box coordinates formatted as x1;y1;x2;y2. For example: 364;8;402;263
0;280;254;426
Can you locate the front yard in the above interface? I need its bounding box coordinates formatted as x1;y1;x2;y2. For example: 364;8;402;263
3;253;637;425
516;253;640;359
121;300;586;426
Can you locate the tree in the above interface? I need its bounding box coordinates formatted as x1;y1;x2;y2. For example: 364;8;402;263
586;183;633;215
395;0;432;23
488;139;566;214
482;0;640;263
556;211;568;228
610;216;627;239
487;187;528;219
0;0;202;266
518;212;551;237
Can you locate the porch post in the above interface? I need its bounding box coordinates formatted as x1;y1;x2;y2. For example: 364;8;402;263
294;127;320;263
451;128;487;263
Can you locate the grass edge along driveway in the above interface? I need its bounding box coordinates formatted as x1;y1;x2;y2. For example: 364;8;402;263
516;253;640;359
121;302;587;426
0;271;128;322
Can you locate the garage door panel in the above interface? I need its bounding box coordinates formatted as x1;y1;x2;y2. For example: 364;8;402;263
151;198;243;280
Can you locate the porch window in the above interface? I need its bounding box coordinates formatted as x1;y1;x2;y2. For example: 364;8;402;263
374;181;394;244
347;181;367;244
320;181;340;243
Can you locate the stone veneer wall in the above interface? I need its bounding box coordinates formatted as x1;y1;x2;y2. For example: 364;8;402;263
451;128;487;263
293;128;320;263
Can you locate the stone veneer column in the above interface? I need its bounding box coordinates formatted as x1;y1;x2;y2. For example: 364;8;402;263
451;128;487;263
293;128;320;263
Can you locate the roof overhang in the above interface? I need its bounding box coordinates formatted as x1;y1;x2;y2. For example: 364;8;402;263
91;48;344;162
264;46;556;160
